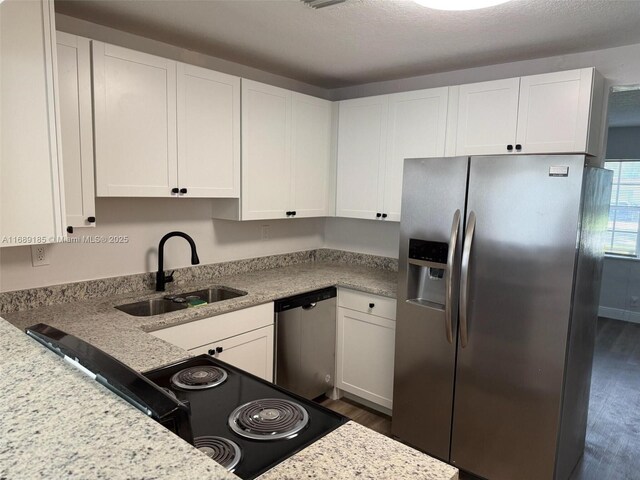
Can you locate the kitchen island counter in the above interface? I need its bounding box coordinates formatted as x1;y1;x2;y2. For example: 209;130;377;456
2;259;457;480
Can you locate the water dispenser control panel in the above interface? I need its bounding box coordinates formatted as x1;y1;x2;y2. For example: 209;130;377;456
408;239;448;265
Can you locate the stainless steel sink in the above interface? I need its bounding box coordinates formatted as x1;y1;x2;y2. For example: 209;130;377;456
115;286;247;317
181;286;247;303
115;298;188;317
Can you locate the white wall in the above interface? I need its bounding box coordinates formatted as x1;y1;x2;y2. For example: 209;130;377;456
0;199;324;292
324;217;399;259
331;43;640;99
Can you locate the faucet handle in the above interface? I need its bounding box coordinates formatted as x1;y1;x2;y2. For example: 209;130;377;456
165;270;175;283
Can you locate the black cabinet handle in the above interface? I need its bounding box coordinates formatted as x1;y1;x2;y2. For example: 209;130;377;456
515;144;522;151
291;211;296;216
507;145;514;151
369;303;375;308
208;349;215;356
87;216;96;223
67;226;74;234
376;213;382;218
171;187;179;194
286;211;292;216
381;213;388;219
216;346;223;353
179;188;187;194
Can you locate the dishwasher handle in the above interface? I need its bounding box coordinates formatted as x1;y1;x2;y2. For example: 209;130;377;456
301;303;317;310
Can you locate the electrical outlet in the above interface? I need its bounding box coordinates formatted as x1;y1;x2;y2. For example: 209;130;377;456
31;244;50;267
261;225;270;240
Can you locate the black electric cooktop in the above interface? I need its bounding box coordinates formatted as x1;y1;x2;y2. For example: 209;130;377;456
25;324;347;480
144;355;347;479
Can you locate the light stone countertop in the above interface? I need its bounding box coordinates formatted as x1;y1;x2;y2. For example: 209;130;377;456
0;318;237;480
2;262;458;480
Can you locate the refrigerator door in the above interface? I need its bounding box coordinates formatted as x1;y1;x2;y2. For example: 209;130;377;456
450;155;586;480
392;156;468;460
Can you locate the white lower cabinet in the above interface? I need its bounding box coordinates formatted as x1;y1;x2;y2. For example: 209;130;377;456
150;303;274;381
336;289;396;410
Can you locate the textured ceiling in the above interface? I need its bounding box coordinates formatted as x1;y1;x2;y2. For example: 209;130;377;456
56;0;640;89
608;88;640;128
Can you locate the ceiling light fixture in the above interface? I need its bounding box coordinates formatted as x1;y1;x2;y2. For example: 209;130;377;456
413;0;511;10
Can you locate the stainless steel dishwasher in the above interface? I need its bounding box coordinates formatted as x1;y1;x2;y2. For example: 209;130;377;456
274;287;337;399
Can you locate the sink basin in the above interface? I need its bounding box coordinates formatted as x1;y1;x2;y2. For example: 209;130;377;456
115;286;247;317
181;286;247;303
115;298;188;317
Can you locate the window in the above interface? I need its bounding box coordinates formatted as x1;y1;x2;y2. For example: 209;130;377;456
604;161;640;257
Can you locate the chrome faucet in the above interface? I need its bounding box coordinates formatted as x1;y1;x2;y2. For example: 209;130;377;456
156;231;200;291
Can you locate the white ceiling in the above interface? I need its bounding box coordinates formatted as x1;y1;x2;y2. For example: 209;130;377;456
56;0;640;89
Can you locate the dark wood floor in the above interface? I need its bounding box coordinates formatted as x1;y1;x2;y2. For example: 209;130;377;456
319;318;640;480
319;396;392;437
568;318;640;480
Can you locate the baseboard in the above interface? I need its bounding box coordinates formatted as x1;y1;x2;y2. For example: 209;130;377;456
598;306;640;325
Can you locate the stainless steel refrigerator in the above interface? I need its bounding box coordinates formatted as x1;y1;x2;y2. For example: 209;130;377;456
392;155;612;480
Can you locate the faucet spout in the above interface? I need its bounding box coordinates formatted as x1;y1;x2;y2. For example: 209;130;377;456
156;231;200;292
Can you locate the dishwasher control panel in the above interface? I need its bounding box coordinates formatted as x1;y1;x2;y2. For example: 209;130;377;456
274;287;336;312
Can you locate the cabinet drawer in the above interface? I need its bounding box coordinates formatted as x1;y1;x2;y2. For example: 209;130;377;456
338;288;396;320
150;302;274;350
188;325;274;382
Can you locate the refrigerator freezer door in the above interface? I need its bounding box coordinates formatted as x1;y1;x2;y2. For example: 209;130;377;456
450;155;586;480
392;156;468;460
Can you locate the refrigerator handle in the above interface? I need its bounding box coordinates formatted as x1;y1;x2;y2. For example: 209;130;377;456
445;209;461;344
460;211;476;349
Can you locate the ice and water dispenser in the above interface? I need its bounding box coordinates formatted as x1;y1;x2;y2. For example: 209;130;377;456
406;238;449;309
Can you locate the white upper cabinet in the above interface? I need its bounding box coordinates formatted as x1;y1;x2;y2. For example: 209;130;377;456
220;79;332;221
56;32;96;231
177;63;240;198
1;0;66;246
516;68;601;154
336;88;449;221
93;41;240;198
241;80;292;220
455;77;521;156
336;95;389;220
291;92;333;218
384;88;449;221
93;42;178;197
454;68;603;156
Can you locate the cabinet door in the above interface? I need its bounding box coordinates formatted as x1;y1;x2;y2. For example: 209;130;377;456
1;0;66;246
336;96;388;220
384;87;449;221
56;32;96;230
455;77;520;155
291;92;332;218
241;79;292;220
336;307;396;409
516;68;594;154
177;63;240;198
93;41;177;197
190;326;275;382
